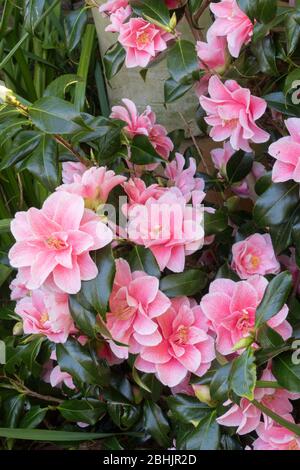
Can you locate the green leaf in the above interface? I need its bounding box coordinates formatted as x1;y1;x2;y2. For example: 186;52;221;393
166;394;210;425
0;428;133;441
0;131;41;170
270;205;300;254
68;296;98;338
143;400;170;448
273;352;300;392
160;269;207;297
230;348;257;400
19;406;47;429
28;97;82;134
43;74;82;99
257;324;285;349
24;0;46;34
130;135;164;165
255;271;292;328
210;363;232;403
80;246;115;318
130;0;171;30
128;246;160;278
264;92;300;117
237;0;277;23
253;181;299;227
20;134;59;191
252;36;277;75
167;39;199;84
64;8;88;52
56;338;108;387
226;150;253;184
286;10;300;55
5;337;44;376
58;399;106;425
3;394;25;428
204;209;228;236
164;78;193;103
103;43;126;80
180;411;220;450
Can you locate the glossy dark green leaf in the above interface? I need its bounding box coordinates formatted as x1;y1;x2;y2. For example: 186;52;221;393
237;0;277;23
143;400;170;448
128;245;161;278
166;394;210;425
167;39;199;84
43;74;82;99
252;36;277;75
19;406;47;429
58;399;106;425
0;219;12;234
253;181;299;227
80;246;115;318
103;42;126;80
226;150;253;184
28;97;82;134
229;348;257;400
3;394;25;427
56;338;107;387
270;205;300;254
273;351;300;392
69;296;98;338
255;271;292;328
164;78;193;103
180;411;220;450
204;209;228;236
264;92;300;117
64;8;88;52
20;134;59;191
0;131;41;170
130;135;163;165
131;0;171;29
254;172;272;196
286;10;300;55
210;362;232;403
257;324;285;349
160;269;207;297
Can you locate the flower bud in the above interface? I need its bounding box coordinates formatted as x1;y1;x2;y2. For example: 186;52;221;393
192;384;215;406
13;321;23;336
0;84;13;103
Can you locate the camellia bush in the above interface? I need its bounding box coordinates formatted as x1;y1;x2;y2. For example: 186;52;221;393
2;0;300;451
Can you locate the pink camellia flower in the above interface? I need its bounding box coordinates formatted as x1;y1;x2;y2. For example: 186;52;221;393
118;18;173;68
252;420;300;450
211;141;265;199
200;275;292;355
99;0;129;15
15;289;75;343
105;6;132;33
126;187;204;272
196;34;228;72
217;367;300;435
165;153;206;202
111;99;173;162
106;258;171;358
208;0;253;58
111;99;151;138
146;108;174;161
200;76;269;151
135;297;215;387
9;191;113;294
10;267;30;300
123;177;166;207
62;161;87;184
58;166;126;210
50;365;75;389
231;233;280;279
269;118;300;183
